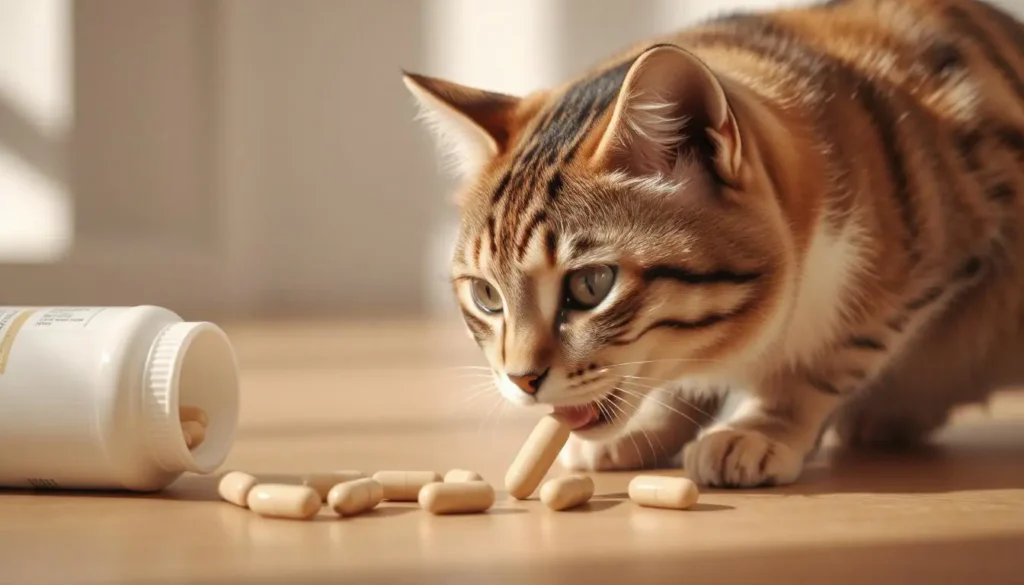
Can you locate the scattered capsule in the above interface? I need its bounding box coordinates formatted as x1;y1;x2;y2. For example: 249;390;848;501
539;474;594;511
179;405;209;427
443;469;483;483
327;478;384;516
246;484;321;520
217;471;258;508
418;481;495;515
181;420;206;449
372;470;442;501
505;414;570;499
628;475;700;510
301;470;367;501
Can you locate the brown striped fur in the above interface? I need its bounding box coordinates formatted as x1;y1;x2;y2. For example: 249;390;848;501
403;0;1024;488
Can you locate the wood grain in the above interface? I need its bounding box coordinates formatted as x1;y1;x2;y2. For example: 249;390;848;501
2;319;1022;585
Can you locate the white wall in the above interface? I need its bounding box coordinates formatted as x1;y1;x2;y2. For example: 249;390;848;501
215;0;436;317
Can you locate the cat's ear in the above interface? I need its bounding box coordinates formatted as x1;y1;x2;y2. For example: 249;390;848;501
590;44;743;186
402;71;521;178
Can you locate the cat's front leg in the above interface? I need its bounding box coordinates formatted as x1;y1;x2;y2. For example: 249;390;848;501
559;387;716;471
683;373;847;487
559;430;676;471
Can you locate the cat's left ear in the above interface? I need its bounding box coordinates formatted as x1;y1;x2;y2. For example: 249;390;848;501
402;71;521;179
590;44;743;186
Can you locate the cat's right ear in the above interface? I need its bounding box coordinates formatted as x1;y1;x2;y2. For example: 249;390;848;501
402;72;521;179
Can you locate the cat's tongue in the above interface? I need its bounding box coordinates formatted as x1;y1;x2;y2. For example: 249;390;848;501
553;403;599;430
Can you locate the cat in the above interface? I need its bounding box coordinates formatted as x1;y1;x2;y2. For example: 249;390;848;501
402;0;1024;488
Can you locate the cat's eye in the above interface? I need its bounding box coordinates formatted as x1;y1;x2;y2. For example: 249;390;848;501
565;265;616;310
470;279;503;314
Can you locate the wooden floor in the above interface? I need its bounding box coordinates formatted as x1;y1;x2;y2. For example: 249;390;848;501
3;319;1024;585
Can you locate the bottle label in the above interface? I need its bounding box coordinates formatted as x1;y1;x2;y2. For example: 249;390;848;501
29;307;107;330
0;307;109;374
0;309;36;375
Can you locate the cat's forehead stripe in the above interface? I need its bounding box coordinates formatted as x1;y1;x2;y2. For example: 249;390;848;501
484;59;635;272
471;235;483;269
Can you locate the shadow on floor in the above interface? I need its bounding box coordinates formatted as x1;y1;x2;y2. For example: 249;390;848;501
710;420;1024;496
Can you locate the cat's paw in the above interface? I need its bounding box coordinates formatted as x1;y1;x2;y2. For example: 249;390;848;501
683;428;802;488
558;434;649;472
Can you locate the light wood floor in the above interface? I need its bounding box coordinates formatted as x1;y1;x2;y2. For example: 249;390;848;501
3;319;1024;585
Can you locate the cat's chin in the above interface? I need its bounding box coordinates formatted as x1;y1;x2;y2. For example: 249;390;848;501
570;421;625;441
552;388;630;439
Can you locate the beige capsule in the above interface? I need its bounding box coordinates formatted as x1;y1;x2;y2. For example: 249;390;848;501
443;469;483;483
181;420;206;449
505;414;570;500
418;481;495;515
327;478;384;516
372;470;442;501
539;474;594;511
217;471;259;508
301;470;367;501
179;404;209;427
246;484;322;520
627;475;700;510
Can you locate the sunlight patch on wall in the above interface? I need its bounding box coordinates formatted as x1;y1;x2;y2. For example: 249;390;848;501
0;146;71;261
0;0;72;262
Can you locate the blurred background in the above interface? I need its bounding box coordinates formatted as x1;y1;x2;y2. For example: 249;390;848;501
1;0;1021;324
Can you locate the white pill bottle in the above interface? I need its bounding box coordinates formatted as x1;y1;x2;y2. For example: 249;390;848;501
0;306;240;492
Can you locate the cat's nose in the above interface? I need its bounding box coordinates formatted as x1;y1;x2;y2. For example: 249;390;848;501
507;369;549;395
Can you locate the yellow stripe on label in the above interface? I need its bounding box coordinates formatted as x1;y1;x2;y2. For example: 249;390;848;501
0;310;35;374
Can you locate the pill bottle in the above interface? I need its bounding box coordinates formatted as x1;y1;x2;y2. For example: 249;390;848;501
0;306;240;492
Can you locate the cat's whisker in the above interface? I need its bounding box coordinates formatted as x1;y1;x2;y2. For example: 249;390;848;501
447;378;496;387
612;400;650;468
454;379;498;393
454;384;498;409
599;358;724;371
597;399;647;469
476;395;505;438
616;378;715;419
614;384;706;430
492;398;509;443
451;391;497;417
441;366;494;372
621;374;682;385
445;371;496;378
609;391;666;460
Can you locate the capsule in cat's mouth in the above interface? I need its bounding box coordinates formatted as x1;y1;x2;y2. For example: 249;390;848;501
553;389;621;431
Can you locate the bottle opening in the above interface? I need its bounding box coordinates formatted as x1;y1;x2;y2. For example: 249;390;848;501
145;322;240;475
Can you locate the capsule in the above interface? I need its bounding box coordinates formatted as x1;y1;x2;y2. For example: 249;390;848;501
505;414;570;499
181;420;206;449
628;475;700;510
372;470;442;501
179;404;209;427
327;478;384;516
539;474;594;511
217;470;258;508
443;469;483;483
301;470;366;501
246;484;322;520
418;481;495;515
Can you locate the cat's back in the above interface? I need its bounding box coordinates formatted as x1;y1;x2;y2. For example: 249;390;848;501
664;0;1024;124
658;0;1024;241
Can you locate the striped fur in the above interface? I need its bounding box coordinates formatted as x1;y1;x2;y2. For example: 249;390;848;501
404;0;1024;487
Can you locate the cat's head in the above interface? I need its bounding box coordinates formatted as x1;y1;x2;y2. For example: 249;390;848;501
404;44;793;438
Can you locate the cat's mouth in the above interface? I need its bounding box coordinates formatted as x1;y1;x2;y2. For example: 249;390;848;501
553;389;622;432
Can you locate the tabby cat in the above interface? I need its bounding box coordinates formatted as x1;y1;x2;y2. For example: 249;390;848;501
402;0;1024;488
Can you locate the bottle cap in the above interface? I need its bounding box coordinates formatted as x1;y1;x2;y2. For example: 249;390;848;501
144;321;240;474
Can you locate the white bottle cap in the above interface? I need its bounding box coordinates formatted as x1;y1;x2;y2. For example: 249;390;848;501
143;321;240;474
